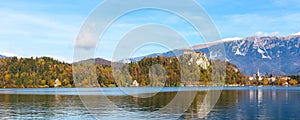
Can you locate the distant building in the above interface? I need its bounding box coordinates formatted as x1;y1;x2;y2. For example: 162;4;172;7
267;77;276;83
258;77;263;81
282;76;291;81
248;76;254;81
54;79;62;87
132;80;139;87
257;68;262;81
283;81;289;86
253;68;263;81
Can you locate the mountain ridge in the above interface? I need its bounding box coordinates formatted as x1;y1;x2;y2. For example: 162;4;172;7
0;55;7;58
128;35;300;76
73;58;112;66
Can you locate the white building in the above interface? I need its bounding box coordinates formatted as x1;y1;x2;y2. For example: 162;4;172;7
267;77;276;83
257;69;262;81
253;68;263;81
54;79;62;87
132;80;139;87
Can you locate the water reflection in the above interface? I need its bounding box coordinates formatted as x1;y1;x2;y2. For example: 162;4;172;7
207;88;300;120
0;87;300;119
0;94;91;119
258;89;263;104
83;91;197;120
272;89;276;101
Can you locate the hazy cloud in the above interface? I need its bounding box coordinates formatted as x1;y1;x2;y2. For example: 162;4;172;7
291;31;300;36
0;52;18;57
255;32;280;37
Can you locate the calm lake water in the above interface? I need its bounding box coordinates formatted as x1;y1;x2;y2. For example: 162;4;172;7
0;87;300;120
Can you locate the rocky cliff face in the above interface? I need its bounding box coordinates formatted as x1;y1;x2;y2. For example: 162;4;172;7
182;51;210;70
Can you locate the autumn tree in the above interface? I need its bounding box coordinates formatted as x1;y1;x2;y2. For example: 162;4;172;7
289;79;298;86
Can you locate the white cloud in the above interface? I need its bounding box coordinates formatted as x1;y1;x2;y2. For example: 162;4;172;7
0;9;78;37
45;55;72;63
221;37;243;42
0;52;18;57
291;31;300;36
74;24;98;49
255;31;280;37
255;32;263;36
221;13;300;37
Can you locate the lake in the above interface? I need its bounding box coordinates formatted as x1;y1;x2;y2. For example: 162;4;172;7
0;87;300;119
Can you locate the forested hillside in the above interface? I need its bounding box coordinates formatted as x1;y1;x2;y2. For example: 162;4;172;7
0;55;245;88
0;57;73;88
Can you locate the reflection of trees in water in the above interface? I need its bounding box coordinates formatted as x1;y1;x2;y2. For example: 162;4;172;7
107;92;177;112
216;90;240;106
182;90;240;119
0;94;85;119
183;91;207;119
2;90;300;119
107;90;240;119
184;89;300;119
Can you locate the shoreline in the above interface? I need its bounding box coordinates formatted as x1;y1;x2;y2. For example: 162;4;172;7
1;86;300;96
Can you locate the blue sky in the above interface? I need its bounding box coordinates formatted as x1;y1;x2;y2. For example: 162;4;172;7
1;0;300;62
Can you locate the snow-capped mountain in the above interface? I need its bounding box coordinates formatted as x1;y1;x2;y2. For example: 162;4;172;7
130;35;300;76
200;35;300;75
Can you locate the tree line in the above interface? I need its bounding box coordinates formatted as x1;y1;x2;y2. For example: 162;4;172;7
0;55;247;88
0;57;72;88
